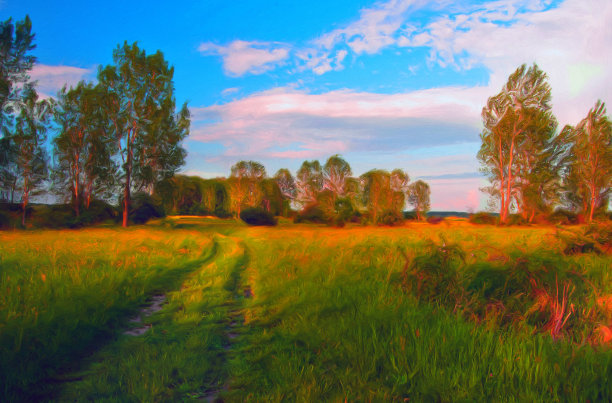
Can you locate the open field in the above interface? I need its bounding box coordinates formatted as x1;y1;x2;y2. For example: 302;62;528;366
1;218;611;401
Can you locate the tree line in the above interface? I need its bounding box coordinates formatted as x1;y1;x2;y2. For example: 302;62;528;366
154;157;431;226
0;16;189;227
478;63;611;224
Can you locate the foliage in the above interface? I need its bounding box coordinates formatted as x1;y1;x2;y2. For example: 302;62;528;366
129;191;165;224
98;42;188;227
294;203;327;223
407;180;430;220
548;208;579;225
52;82;117;216
478;64;559;224
379;209;404;226
6;86;52;226
240;207;277;226
0;15;36;129
229;160;266;217
563;100;612;222
296;160;323;207
469;211;498;225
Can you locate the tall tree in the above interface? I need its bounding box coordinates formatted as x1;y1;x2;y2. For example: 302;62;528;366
567;100;612;222
10;86;52;225
296;160;323;208
0;15;36;203
229;160;266;217
322;154;352;198
390;168;410;213
0;15;35;130
407;180;431;221
98;42;189;227
274;168;296;216
361;169;391;224
478;64;553;223
53;82;116;216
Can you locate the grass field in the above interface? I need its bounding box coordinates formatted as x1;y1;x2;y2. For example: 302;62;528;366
1;218;611;401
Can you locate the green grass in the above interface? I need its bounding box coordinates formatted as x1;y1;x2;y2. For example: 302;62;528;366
1;219;611;401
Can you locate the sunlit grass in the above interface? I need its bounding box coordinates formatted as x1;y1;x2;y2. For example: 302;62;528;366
1;219;611;401
0;227;214;400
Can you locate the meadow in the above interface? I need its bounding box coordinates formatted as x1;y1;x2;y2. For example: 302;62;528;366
1;218;611;401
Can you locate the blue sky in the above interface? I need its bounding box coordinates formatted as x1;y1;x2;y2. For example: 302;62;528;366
2;0;611;210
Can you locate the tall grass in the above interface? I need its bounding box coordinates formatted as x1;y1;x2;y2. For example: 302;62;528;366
1;220;611;401
0;227;214;400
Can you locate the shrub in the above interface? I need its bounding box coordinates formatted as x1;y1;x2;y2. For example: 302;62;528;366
469;211;497;225
548;209;579;225
130;192;165;224
506;214;528;226
426;215;444;225
33;204;74;228
0;211;9;229
378;210;404;226
76;200;118;226
294;204;326;224
240;207;277;226
403;211;418;220
402;237;465;307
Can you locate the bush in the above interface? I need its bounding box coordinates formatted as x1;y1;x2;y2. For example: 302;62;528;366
240;207;277;226
378;210;404;226
506;214;528;226
403;211;418;220
426;215;444;225
76;200;118;226
469;212;497;225
33;204;74;228
294;204;326;224
0;211;9;229
548;209;579;225
129;192;165;224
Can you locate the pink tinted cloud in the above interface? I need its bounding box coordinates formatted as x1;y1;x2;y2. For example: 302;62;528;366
189;86;485;168
199;40;290;77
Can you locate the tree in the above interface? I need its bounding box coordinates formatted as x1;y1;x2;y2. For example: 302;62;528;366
52;82;116;216
0;15;35;131
10;86;52;225
296;160;323;208
478;64;554;223
360;169;391;224
408;180;430;220
229;160;266;217
390;168;410;213
322;154;352;198
567;100;611;222
97;42;189;227
0;15;36;203
274;168;296;216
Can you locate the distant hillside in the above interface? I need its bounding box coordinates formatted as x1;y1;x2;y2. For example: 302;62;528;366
426;211;470;218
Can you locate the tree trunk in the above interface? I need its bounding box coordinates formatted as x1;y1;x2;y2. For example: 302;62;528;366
123;146;132;228
589;186;596;223
21;177;28;227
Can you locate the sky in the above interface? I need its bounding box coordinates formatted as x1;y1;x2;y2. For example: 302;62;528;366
2;0;611;211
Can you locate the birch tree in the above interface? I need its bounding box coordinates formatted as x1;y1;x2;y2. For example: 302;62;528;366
478;64;553;223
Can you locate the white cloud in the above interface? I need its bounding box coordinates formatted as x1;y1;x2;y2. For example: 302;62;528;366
221;87;240;97
198;40;290;77
398;0;612;125
29;64;94;98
